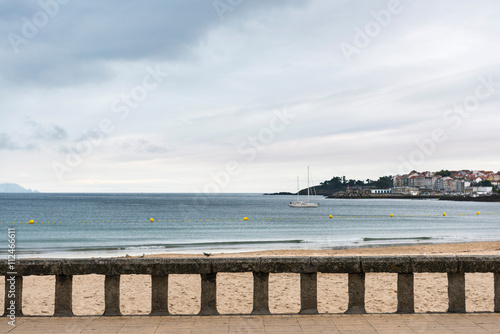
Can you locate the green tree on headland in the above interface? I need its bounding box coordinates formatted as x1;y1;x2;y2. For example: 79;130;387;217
374;176;393;189
435;170;451;177
479;180;492;187
306;175;394;195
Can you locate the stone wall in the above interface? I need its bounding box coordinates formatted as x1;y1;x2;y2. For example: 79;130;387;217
1;256;499;316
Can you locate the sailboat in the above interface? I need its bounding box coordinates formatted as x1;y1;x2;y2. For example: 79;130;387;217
289;166;319;208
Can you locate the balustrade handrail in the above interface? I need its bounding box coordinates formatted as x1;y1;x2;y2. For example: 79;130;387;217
2;255;500;317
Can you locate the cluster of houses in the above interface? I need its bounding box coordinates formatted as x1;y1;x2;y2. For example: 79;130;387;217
390;170;499;196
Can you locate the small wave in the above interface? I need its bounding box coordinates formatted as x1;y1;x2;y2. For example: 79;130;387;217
0;239;305;255
124;239;304;250
363;236;432;242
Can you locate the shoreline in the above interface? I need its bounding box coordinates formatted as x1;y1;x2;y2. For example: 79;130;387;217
18;240;500;259
135;240;500;258
326;194;500;202
264;192;500;202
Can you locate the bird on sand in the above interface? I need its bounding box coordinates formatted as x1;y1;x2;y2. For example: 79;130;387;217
203;252;211;257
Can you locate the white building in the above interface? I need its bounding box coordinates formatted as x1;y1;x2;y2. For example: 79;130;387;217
476;187;493;195
391;187;419;196
370;189;392;194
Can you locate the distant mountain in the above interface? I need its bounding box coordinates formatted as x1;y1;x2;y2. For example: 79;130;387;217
0;183;39;193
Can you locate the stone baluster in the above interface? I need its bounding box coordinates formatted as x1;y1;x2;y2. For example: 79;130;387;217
447;272;466;313
54;275;73;316
104;275;121;316
397;273;414;313
4;275;23;317
199;273;219;315
252;272;271;315
150;275;169;316
299;273;318;314
494;272;499;313
345;273;366;314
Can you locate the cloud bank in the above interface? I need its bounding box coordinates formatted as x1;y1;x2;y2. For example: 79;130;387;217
1;0;499;192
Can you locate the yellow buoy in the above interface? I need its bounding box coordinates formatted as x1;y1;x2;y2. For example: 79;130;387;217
150;218;154;222
477;211;480;215
442;212;446;216
329;214;333;219
243;217;248;221
28;219;34;224
390;214;394;217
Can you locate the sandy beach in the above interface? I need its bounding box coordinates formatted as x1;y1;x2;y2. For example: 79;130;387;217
4;241;499;316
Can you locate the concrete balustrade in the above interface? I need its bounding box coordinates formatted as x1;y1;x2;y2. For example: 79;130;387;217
1;255;499;317
495;272;500;312
346;273;366;314
199;273;219;316
252;272;270;315
151;275;169;316
103;275;121;316
54;274;73;317
397;273;414;313
299;272;318;314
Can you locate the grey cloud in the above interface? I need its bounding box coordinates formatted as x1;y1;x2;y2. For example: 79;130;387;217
0;1;37;20
0;1;309;87
137;139;171;153
1;1;216;86
58;133;173;156
0;133;37;151
58;143;90;156
26;118;68;141
57;144;73;155
119;139;173;154
0;133;21;150
74;130;106;144
120;142;132;150
56;130;107;155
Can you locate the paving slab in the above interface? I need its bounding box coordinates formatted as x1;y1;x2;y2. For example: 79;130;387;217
0;314;499;333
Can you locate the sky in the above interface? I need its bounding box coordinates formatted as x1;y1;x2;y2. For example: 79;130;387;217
1;0;499;193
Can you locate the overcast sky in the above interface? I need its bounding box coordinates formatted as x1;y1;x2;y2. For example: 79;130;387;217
1;0;499;193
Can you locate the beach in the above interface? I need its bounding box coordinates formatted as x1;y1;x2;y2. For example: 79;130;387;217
3;241;499;316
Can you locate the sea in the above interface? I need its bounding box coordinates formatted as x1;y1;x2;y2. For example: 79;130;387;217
0;193;499;258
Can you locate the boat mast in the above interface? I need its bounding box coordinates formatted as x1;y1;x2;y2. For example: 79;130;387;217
296;176;300;202
307;166;310;203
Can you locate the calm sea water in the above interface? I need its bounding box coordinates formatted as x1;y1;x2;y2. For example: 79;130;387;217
0;193;499;258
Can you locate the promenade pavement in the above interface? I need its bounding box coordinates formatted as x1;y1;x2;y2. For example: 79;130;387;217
1;313;499;334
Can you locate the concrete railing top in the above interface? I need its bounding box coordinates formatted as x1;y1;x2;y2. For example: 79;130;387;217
2;255;499;276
